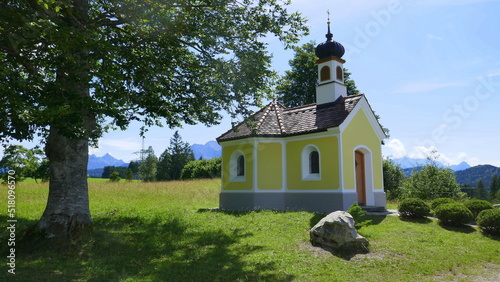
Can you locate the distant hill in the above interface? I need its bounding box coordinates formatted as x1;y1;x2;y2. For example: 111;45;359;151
190;141;221;160
455;165;500;187
88;153;128;170
402;164;500;187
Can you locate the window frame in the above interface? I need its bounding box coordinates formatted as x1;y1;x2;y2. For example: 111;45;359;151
301;145;321;181
336;66;343;82
230;150;246;182
320;66;331;82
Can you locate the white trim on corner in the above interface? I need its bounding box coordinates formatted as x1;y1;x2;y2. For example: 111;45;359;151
338;130;344;191
252;139;258;191
282;140;287;190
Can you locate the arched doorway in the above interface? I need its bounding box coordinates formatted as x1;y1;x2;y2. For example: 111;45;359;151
355;150;366;206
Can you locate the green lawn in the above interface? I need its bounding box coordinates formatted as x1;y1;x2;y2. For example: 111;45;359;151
1;179;499;281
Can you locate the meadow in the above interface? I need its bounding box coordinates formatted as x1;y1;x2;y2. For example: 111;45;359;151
1;178;499;281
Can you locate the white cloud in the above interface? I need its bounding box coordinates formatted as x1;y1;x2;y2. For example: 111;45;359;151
383;138;482;166
487;69;500;77
408;145;439;159
427;33;443;41
383;138;407;158
394;80;466;94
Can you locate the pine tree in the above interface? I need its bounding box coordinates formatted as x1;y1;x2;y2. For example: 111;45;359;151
156;131;195;181
490;175;500;200
139;146;158;182
168;131;195;180
474;179;488;200
156;150;172;181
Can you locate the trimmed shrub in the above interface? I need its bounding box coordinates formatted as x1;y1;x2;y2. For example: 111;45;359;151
180;157;221;180
398;198;430;219
476;209;500;236
431;198;455;211
434;203;473;226
347;202;365;223
464;199;493;219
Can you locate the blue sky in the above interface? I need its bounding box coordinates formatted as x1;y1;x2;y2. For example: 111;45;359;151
4;0;500;166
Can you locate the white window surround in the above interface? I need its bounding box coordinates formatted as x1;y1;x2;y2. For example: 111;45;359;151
229;150;246;182
302;145;321;181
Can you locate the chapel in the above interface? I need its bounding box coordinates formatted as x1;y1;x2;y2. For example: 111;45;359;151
216;20;387;213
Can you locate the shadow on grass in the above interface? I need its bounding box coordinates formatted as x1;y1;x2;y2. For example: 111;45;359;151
4;214;294;281
308;213;388;229
197;208;289;217
480;232;500;241
439;223;477;234
309;213;326;228
398;217;433;224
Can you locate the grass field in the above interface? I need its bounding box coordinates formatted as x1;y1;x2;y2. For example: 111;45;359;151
1;179;499;281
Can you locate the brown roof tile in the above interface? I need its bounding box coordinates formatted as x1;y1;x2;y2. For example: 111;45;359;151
217;94;365;142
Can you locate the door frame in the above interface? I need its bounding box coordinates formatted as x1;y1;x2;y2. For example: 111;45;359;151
353;146;374;206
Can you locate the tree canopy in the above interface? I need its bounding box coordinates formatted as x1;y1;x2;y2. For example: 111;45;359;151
0;0;308;238
1;0;308;142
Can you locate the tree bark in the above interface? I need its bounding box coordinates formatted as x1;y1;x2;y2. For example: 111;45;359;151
35;0;95;239
37;127;92;239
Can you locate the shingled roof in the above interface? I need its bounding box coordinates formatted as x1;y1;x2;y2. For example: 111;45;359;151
217;94;365;142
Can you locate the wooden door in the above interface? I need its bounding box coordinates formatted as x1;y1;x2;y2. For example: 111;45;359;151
355;150;366;206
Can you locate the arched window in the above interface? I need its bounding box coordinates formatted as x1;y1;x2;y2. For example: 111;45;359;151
237;155;245;176
302;145;321;181
320;66;331;82
336;66;343;81
309;151;319;174
230;150;246;182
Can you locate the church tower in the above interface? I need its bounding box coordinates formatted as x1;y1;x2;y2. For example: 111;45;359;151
315;17;347;105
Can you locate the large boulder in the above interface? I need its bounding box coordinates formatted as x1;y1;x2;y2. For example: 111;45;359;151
309;211;368;252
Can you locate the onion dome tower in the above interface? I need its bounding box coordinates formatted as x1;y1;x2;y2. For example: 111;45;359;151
315;16;347;105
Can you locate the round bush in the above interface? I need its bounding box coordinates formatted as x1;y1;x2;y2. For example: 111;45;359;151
476;209;500;236
434;203;474;226
464;199;493;219
431;198;455;211
398;198;430;219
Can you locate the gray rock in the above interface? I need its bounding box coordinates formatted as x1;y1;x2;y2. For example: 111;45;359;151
309;211;368;252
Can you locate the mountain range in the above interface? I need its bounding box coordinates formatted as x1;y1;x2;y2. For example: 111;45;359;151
88;153;128;170
190;140;222;160
390;156;470;171
88;143;498;187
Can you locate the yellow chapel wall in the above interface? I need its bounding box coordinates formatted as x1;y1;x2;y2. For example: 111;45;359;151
286;136;340;190
257;142;283;190
341;109;383;191
221;143;253;190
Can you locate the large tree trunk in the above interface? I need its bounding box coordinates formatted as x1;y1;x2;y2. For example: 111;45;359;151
36;0;94;239
37;128;92;239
